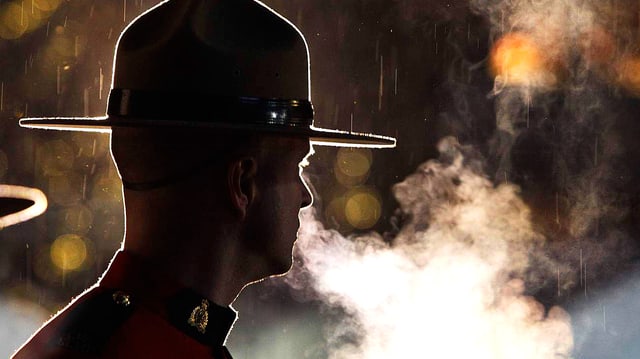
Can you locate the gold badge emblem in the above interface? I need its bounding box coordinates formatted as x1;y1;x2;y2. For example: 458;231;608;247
188;299;209;334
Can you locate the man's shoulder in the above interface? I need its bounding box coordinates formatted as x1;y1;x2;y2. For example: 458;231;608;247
13;285;234;359
12;286;135;359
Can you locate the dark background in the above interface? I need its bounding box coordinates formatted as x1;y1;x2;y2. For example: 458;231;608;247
2;0;640;357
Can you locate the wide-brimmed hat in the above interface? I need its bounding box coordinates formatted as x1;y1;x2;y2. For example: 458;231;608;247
20;0;395;148
0;185;47;229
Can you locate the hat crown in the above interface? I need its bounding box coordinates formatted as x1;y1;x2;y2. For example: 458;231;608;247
113;0;310;100
19;0;395;148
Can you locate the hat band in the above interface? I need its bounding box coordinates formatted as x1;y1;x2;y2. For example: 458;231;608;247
107;89;314;127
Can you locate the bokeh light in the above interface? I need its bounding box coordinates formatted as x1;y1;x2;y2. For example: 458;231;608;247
490;32;555;88
615;56;640;97
344;187;382;230
334;148;372;186
0;2;29;40
39;140;74;176
50;234;87;271
56;205;94;235
48;173;84;206
33;0;63;12
90;171;123;207
325;195;349;228
0;0;60;40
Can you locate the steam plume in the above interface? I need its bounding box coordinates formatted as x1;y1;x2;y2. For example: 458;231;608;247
291;137;573;358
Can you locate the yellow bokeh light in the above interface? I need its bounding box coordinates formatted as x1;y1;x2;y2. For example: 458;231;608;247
50;234;87;271
91;172;123;206
0;0;56;40
59;205;94;235
345;188;382;230
325;195;349;228
39;139;74;176
33;0;62;12
490;32;555;87
335;148;373;186
0;2;29;40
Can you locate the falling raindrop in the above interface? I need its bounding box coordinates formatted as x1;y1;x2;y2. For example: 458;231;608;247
350;112;354;133
557;267;560;297
434;24;439;55
594;137;599;166
526;93;531;128
613;0;618;37
584;261;588;298
1;82;4;112
99;67;104;100
83;88;90;116
378;55;383;111
20;0;24;27
46;21;50;37
123;0;127;23
394;67;398;95
56;65;61;95
556;192;560;226
580;248;584;287
26;243;31;290
82;174;87;200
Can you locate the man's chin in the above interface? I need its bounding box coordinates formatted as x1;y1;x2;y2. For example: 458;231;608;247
245;256;293;285
267;257;294;278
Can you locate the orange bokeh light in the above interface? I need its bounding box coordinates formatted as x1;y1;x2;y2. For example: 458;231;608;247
490;32;555;88
615;56;640;97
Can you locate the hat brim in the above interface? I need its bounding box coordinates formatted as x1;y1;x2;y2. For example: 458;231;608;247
0;185;48;229
19;116;396;148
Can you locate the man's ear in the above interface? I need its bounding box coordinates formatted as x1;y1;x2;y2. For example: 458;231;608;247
227;157;258;219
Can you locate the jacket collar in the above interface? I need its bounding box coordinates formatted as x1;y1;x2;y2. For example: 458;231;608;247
99;250;237;348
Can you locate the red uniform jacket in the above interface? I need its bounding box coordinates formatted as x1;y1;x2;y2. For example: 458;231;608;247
13;251;237;358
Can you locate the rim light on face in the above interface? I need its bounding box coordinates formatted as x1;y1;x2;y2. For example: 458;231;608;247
0;185;48;229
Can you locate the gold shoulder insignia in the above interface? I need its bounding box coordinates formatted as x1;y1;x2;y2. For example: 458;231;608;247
187;299;209;334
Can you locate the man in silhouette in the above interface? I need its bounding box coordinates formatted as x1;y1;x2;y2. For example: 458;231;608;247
13;0;394;357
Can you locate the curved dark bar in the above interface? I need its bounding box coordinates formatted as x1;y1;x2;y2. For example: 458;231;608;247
107;89;314;127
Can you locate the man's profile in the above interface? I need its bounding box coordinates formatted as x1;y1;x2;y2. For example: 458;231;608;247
12;0;394;357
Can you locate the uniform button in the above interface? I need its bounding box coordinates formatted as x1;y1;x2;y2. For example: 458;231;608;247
112;291;131;307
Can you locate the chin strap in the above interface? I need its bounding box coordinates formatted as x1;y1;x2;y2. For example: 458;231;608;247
122;157;220;191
